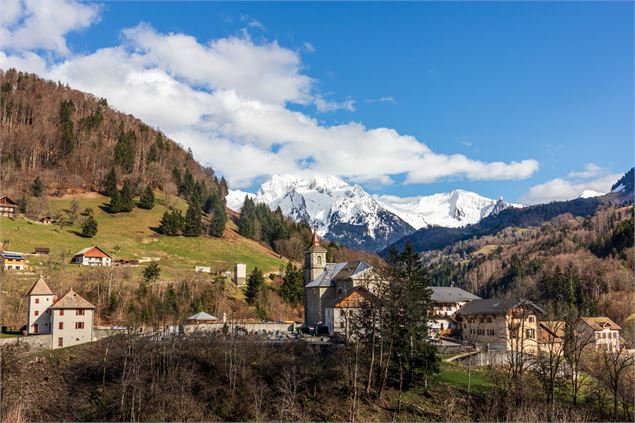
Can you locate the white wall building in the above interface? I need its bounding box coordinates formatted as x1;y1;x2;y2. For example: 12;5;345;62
72;246;112;266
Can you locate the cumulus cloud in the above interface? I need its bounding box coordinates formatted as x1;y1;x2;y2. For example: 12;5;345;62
521;165;620;205
0;7;540;189
0;0;100;55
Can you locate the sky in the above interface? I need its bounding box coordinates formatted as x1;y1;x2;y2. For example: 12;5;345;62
0;1;633;204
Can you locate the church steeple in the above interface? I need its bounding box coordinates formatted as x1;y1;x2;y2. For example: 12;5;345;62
304;231;327;283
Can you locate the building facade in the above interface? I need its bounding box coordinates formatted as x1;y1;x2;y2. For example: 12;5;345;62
0;252;27;270
429;286;481;334
25;276;95;349
303;232;376;329
324;287;373;337
455;299;543;353
72;246;112;266
0;196;18;218
576;317;622;351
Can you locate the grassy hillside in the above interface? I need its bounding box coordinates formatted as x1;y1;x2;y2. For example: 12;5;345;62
0;193;285;278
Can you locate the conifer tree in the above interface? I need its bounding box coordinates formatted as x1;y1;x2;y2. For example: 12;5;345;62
109;189;122;213
31;176;43;197
119;180;135;212
138;184;155;210
183;199;202;237
208;199;227;237
104;166;117;197
245;267;265;305
114;129;136;173
279;261;304;304
238;197;259;239
159;208;183;235
81;215;98;237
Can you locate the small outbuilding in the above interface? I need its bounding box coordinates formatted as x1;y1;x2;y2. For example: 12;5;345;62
187;311;218;322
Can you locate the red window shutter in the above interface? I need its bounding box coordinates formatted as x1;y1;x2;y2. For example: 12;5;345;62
59;322;64;330
60;310;64;316
35;298;39;304
34;310;39;316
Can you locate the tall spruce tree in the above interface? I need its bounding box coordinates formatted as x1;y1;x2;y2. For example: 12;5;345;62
31;176;43;197
183;199;202;237
114;129;136;173
109;189;122;213
119;180;135;212
138;184;155;210
104;166;117;197
245;267;265;305
159;208;183;235
81;215;98;237
238;197;259;239
208;199;226;237
279;261;304;304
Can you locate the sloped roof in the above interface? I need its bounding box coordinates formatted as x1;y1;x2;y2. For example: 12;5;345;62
538;321;566;343
187;311;218;321
430;287;481;303
580;316;621;331
305;260;372;288
73;246;111;259
26;275;54;296
306;231;327;253
49;289;95;309
456;298;544;316
0;196;18;206
0;252;24;260
324;286;374;309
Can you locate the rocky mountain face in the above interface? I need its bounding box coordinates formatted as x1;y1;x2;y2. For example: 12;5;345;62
227;174;515;251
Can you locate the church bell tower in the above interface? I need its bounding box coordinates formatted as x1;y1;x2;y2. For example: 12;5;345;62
304;231;327;284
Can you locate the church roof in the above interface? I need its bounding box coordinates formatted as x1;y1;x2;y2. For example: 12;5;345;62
49;289;95;309
306;231;327;253
305;260;372;288
26;275;54;296
324;286;374;309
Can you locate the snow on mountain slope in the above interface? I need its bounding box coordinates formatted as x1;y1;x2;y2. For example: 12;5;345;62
376;190;518;229
226;174;516;250
578;190;604;199
226;189;254;212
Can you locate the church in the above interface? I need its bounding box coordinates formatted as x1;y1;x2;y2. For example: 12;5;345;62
303;232;378;335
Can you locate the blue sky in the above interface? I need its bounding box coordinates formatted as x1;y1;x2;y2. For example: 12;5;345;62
1;1;632;204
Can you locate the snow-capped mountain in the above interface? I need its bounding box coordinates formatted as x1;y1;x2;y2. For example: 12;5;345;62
578;190;604;199
377;190;517;229
226;174;517;251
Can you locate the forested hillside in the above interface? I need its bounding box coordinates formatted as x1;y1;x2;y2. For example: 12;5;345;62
0;69;222;198
424;204;634;341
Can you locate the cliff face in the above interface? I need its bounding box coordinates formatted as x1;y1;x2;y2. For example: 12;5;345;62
0;69;219;196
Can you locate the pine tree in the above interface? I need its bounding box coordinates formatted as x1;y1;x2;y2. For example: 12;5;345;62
159;209;183;236
138;184;155;210
119;180;135;212
81;215;98;237
31;176;43;197
245;267;264;305
183;199;202;237
279;261;304;304
104;167;118;197
109;189;122;213
114;129;136;173
143;262;161;283
208;199;227;237
238;197;259;239
59;100;74;157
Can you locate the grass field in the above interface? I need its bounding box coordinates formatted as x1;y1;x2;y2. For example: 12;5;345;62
433;360;492;395
0;193;286;279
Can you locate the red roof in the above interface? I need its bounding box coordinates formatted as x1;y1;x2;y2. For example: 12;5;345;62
74;246;111;259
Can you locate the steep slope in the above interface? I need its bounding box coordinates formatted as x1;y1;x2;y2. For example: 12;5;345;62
0;69;221;197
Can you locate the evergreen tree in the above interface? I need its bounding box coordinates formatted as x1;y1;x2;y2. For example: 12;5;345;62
114;129;136;173
183;199;202;237
138;184;155;210
119;180;135;212
245;267;265;305
31;176;43;197
80;215;98;237
279;261;304;305
219;176;229;196
208;199;227;237
204;191;219;214
59;100;74;157
109;189;122;213
104;167;117;197
143;262;161;283
159;208;183;236
238;197;259;239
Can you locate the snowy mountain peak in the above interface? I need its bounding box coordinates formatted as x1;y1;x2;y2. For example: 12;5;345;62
227;173;517;251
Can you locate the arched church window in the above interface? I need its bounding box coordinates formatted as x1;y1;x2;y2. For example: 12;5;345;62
317;255;322;265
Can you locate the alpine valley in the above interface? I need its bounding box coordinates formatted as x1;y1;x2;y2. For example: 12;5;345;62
226;174;518;251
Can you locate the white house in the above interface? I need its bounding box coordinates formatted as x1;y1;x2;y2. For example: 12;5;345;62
25;276;95;349
576;316;622;352
72;246;112;266
0;251;27;270
429;286;481;334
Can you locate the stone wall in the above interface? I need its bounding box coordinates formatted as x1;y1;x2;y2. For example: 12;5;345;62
0;334;52;350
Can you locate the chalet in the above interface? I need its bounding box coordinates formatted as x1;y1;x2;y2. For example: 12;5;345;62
0;251;27;270
576;316;622;352
324;286;374;337
26;275;95;349
39;216;52;224
538;320;566;355
72;246;112;266
304;232;378;329
34;247;50;255
429;286;481;334
455;298;544;353
0;196;19;218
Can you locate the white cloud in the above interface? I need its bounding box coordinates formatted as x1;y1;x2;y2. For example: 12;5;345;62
0;12;540;189
303;42;316;53
567;162;602;179
521;170;620;205
0;0;100;55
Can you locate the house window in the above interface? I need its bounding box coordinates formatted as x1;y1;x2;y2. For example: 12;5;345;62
340;320;345;329
525;329;535;339
76;309;85;316
34;310;39;316
487;316;492;323
528;316;535;323
59;322;64;330
75;322;85;329
60;310;64;316
35;298;39;304
58;337;63;347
